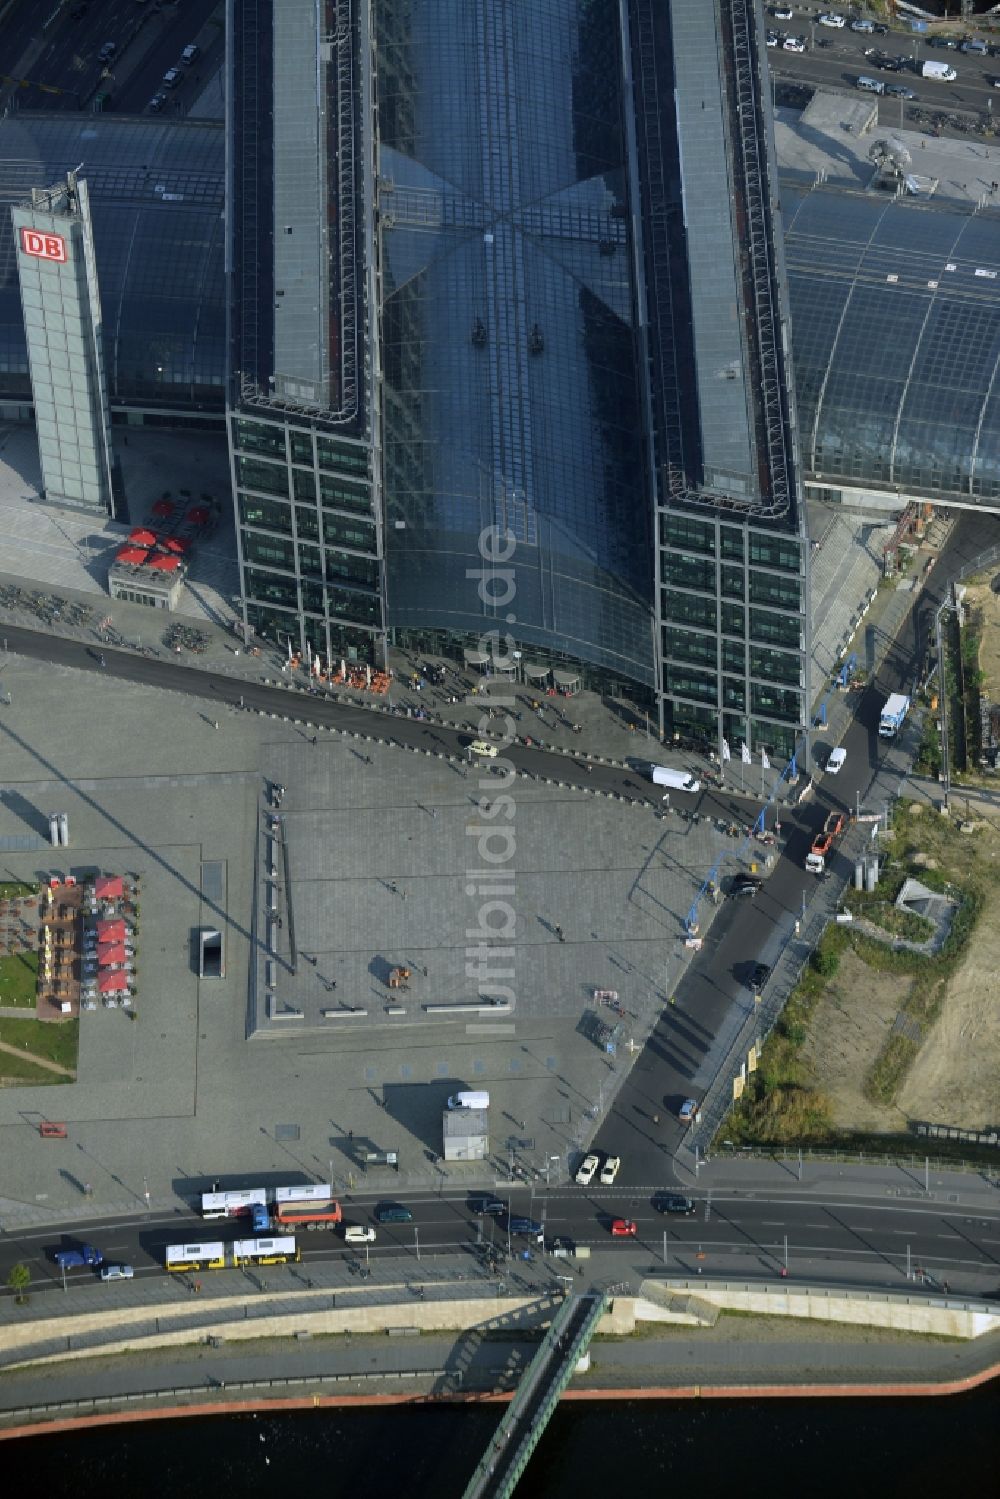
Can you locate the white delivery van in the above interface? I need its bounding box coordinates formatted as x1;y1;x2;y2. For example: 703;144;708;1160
447;1090;490;1110
922;60;957;81
651;766;701;793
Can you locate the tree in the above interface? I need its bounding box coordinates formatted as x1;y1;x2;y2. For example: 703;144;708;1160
811;945;839;978
7;1262;30;1304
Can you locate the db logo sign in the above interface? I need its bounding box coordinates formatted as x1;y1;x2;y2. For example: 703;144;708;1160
20;228;67;263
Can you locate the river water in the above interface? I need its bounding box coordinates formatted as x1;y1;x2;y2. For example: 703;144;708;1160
8;1387;998;1495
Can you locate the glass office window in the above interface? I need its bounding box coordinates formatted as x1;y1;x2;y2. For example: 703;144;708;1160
664;628;716;668
748;535;801;573
661;513;715;555
243;532;295;570
234;417;286;459
301;580;325;613
245;569;298;608
722;639;745;674
665;666;717;705
317;437;370;476
664;554;714;592
751;646;801;684
721;565;744;601
320;474;373;514
293;468;317;503
662;592;717;630
324;516;377;552
326;550;380;588
749;572;801;611
239;495;292;534
298;543;323;578
327;586;381;626
750;608;800;648
295;505;320;541
290;430;314;464
722;677;746;711
751;683;801;722
721;601;745;635
720;526;745;562
236;454;289;498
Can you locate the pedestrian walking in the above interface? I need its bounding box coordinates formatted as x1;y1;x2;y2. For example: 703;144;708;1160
213;721;219;730
312;735;318;745
431;807;438;819
652;1113;660;1125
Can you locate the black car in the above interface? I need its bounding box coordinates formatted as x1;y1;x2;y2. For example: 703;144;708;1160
507;1215;543;1237
547;1234;576;1253
885;84;916;99
654;1194;696;1216
748;961;772;992
731;874;763;898
927;36;958;49
469;1194;505;1216
873;55;904;71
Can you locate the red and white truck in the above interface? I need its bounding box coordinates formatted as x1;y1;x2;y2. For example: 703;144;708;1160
805;812;846;874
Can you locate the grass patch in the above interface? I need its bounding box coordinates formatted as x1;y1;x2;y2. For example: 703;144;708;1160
841;879;935;943
0;882;39;900
0;1015;78;1082
0;951;38;1008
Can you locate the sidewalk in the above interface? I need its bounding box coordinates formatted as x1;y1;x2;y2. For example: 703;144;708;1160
1;1306;998;1427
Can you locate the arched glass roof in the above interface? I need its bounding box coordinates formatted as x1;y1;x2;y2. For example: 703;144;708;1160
782;184;1000;505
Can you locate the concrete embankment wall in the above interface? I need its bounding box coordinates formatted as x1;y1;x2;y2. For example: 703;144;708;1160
4;1280;998;1373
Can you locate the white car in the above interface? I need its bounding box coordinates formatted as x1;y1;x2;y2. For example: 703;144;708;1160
850;18;874;33
772;6;794;18
818;12;845;26
100;1263;134;1281
826;747;847;775
600;1155;621;1186
344;1225;376;1244
783;36;806;52
575;1153;599;1186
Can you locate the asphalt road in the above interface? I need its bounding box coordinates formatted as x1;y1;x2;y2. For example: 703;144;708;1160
0;0;209;114
3;1183;998;1300
768;14;1000;130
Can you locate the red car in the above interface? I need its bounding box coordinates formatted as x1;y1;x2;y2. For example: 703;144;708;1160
610;1217;637;1238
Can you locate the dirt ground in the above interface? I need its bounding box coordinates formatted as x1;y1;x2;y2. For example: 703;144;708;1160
898;887;1000;1130
801;949;910;1133
963;577;1000;703
802;794;1000;1133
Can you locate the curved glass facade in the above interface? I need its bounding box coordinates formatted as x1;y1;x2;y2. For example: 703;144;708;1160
0;117;226;409
783;185;1000;505
376;0;654;686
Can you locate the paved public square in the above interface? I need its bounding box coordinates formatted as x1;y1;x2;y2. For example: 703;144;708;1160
0;654;733;1230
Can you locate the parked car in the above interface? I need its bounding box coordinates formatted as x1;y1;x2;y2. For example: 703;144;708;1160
654;1195;696;1216
181;44;200;64
748;961;772;992
575;1153;599;1186
817;12;846;27
507;1216;543;1237
783;36;806;52
600;1155;621;1187
100;1263;134;1281
850;18;874;33
678;1098;699;1124
731;874;763;898
826;747;847;774
610;1218;637;1237
885;84;916;100
766;30;780;48
344;1225;376;1244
